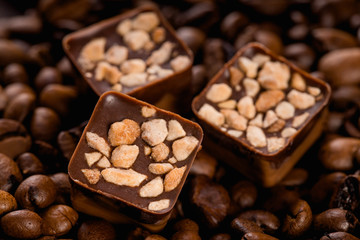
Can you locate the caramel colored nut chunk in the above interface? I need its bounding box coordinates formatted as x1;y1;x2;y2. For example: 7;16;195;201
227;130;243;138
97;156;111;168
172;136;199;161
124;30;150;51
78;38;106;70
246;126;267;148
101;168;147;187
238;57;258;78
141;119;168;146
148;199;170;211
255;90;285;112
281;127;297;138
263;110;278;129
291;72;306;91
167;120;186;141
105;45;128;65
139;176;164;198
229;66;244;87
198;104;225;127
288;90;315;109
164;166;186;192
95;62;122;85
237;96;256;119
141;106;156;118
267;137;285;152
132;12;160;32
292;112;310;128
85;152;102;167
249;113;263;127
221;109;247;131
147;41;174;66
252;53;270;66
267;119;286;133
206;83;232;103
108;119;140;146
218;100;236;109
111;145;139;168
152;27;166;43
151;143;169;162
275;101;295;120
243;78;260;97
86;132;111;158
81;169;101;185
170;55;191;72
116;19;132;36
308;86;321;96
258;61;290;90
121;59;146;74
148;163;174;175
120;73;147;87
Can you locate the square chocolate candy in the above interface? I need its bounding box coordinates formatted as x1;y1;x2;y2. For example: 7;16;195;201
192;43;331;187
63;6;193;105
68;91;203;230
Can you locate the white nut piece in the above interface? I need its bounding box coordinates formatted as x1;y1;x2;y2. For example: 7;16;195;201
172;136;199;161
255;90;285;112
141;106;156;118
82;169;101;185
291;72;306;91
148;199;170;211
132;12;159;32
221;109;248;131
120;73;148;87
246;126;267;148
105;45;128;65
249;113;263;128
95;62;122;85
139;176;164;198
151;143;169;162
252;53;271;66
281;127;297;138
237;96;256;119
144;146;151;156
97;156;111;168
258;61;290;90
85;152;102;167
308;86;321;96
141;119;168;146
101;168;147;187
149;163;174;175
111;145;139;168
116;19;132;36
238;57;259;78
164;166;186;192
206;83;232;103
146;41;174;66
167;120;186;141
288;89;316;109
227;130;243;138
243;78;260;97
267;137;285;153
229;66;244;87
170;55;191;72
86;132;111;157
152;27;166;43
267;119;286;133
124;30;150;51
292;112;310;128
218;100;236;109
111;83;122;92
78;38;106;70
198;103;225;127
263;110;278;129
108;119;140;146
121;59;146;74
168;157;177;164
275;101;295;120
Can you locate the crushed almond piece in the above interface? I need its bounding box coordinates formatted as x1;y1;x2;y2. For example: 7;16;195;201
221;109;247;131
238;57;258;78
168;157;177;164
172;136;199;161
144;41;155;51
120;73;147;87
235;85;241;91
167;120;186;141
82;169;101;185
267;119;286;133
164;166;186;192
132;12;159;32
95;62;122;85
124;30;150;51
237;96;256;119
218;100;236;109
292;112;310;128
86;132;111;157
243;78;260;97
97;156;111;168
116;19;132;36
148;199;170;211
288;89;316;109
170;55;191;72
141;119;168;146
149;163;174;175
152;27;166;43
111;145;139;168
157;68;174;78
281;127;297;138
101;168;147;187
144;146;151;156
78;38;106;70
227;130;243;138
246;126;267;148
249;113;263;127
190;151;217;178
275;101;295;120
255;90;285;112
146;41;174;66
258;61;290;90
121;59;146;74
198;104;225;127
85;152;102;167
291;72;306;91
108;119;140;146
252;53;271;66
151;143;169;162
267;137;285;152
229;66;244;87
141;106;156;118
139;176;164;198
206;83;232;103
111;83;122;92
85;72;93;78
105;45;128;65
263;110;278;129
308;86;321;96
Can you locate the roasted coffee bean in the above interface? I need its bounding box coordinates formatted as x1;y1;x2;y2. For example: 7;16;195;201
210;233;231;240
1;209;42;239
237;210;280;235
313;208;359;233
282;199;312;238
15;174;57;210
231;181;258;211
331;86;360;110
16;152;44;176
127;226;150;240
238;0;288;15
221;11;248;41
326;112;346;133
176;27;206;55
312;28;358;52
173;218;199;232
320;232;360;240
288;24;309;41
27;43;52;67
190;150;217;179
231;218;264;236
191;65;207;96
35;66;63;92
253;29;283;54
171;230;201;240
0;39;27;66
235;25;258;50
4;92;36;122
31;140;61;171
41;204;78;236
3;63;28;85
77;219;116;240
283;43;315;71
57;129;83;161
204;39;226;79
0;153;23;192
49;172;71;204
263;187;300;214
0;190;17;215
30;107;61;142
3;10;42;35
4;82;35;102
279;168;308;187
145;235;167;240
241;232;279;240
0;87;8;112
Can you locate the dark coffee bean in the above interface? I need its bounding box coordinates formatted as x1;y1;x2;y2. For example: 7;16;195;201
30;107;61;142
176;27;206;55
57;131;80;161
0;190;17;215
32;140;61;171
1;209;42;239
330;176;360;214
290;11;308;24
231;180;257;210
171;230;201;240
191;65;207;96
331;86;360;110
0;87;8;112
189;150;217;179
41;204;78;236
0;39;27;66
231;218;264;236
235;25;258;50
312;28;358;52
35;66;63;92
320;232;360;240
3;63;28;85
283;43;315;71
204;39;226;79
0;153;23;192
78;219;116;240
238;0;289;15
5;10;42;35
237;210;280;235
37;236;56;240
282;199;312;238
326;112;346;133
145;235;167;240
263;187;300;214
221;12;248;40
210;233;231;240
4;92;36;122
16;152;44;177
313;208;359;233
241;232;279;240
27;43;52;67
127;226;150;240
173;218;199;232
288;24;309;41
49;172;71;205
15;174;57;210
279;168;308;187
4;82;35;102
254;29;283;54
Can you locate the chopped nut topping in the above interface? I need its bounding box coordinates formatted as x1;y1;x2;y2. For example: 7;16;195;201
164;166;186;192
111;145;139;168
267;137;285;152
141;106;156;118
227;130;243;138
146;41;174;66
121;59;146;74
144;41;155;51
82;169;101;185
111;83;122;92
120;73;148;87
124;30;150;51
206;83;232;103
246;126;267;148
252;53;271;66
172;136;199;161
198;104;225;127
221;109;247;131
86;132;111;157
243;78;260;97
108;119;140;146
132;12;159;32
148;199;170;211
168;157;177;164
218;100;236;109
238;57;258;78
281;127;297;138
149;163;174;175
151;143;169;162
263;110;278;129
258;61;290;90
152;27;166;43
267;119;286;132
116;19;132;36
237;96;256;119
288;89;315;109
291;72;306;91
141;119;168;146
157;68;174;78
275;101;295;120
101;168;147;187
229;66;244;87
170;55;191;72
167;120;186;141
249;113;263;127
255;90;285;112
97;156;111;168
292;112;310;128
78;38;106;70
139;176;164;198
308;86;321;96
105;45;128;65
95;62;122;85
144;146;151;156
85;152;102;167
